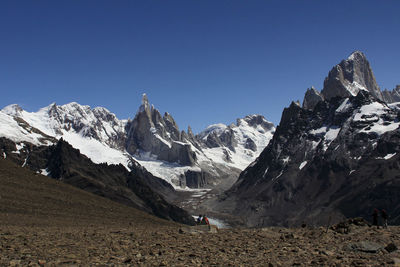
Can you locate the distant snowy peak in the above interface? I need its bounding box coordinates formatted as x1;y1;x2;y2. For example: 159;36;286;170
321;51;383;101
0;111;55;146
199;115;274;138
198;123;228;141
2;104;24;116
239;114;275;132
2;102;127;149
196;114;275;169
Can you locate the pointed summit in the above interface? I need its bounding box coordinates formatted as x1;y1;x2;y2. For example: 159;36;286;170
347;50;365;61
126;94;196;166
303;86;324;110
142;93;149;105
321;51;383;101
139;93;151;114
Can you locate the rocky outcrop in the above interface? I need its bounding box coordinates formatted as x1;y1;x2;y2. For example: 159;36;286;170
321;51;383;101
303;86;324;110
382;85;400;103
179;170;209;188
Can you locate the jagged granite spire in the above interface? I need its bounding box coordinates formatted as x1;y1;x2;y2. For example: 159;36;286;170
125;94;196;166
321;51;383;101
139;93;152;119
302;86;324;110
382;85;400;103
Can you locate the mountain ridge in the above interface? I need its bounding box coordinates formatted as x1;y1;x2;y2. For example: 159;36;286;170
0;95;275;190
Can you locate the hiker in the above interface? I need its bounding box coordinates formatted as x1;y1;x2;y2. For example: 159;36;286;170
381;209;388;228
196;214;202;225
201;215;210;225
372;208;379;228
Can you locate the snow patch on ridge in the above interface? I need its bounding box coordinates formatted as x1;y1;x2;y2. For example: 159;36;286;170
309;126;340;151
0;112;47;146
346;81;368;96
40;169;50;176
61;131;130;169
376;153;396;160
299;161;307;170
336;98;352;113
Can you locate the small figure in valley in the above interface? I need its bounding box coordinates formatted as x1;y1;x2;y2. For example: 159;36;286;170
202;215;210;226
381;209;388;229
196;214;202;225
372;208;379;228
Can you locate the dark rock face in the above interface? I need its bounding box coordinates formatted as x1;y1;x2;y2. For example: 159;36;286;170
321;51;383;101
181;170;209;188
222;91;400;227
125;94;196;166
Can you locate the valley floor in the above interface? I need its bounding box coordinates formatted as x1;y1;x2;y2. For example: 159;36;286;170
1;158;400;266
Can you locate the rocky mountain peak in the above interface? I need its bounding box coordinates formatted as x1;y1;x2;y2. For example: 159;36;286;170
240;115;275;132
347;50;365;61
302;86;324;110
138;93;153;120
126;94;195;166
141;93;150;109
187;126;194;138
321;51;383;101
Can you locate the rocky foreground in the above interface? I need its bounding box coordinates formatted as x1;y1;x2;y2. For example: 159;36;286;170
1;158;400;266
1;222;400;266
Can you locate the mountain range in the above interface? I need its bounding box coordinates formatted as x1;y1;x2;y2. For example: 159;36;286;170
1;50;399;227
0;88;274;224
0;94;274;190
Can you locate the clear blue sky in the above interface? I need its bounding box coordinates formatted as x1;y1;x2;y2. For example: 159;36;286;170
1;1;399;133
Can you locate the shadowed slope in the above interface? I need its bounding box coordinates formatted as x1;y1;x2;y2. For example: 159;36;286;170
0;157;177;228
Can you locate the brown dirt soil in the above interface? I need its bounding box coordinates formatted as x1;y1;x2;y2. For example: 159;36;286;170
1;158;400;266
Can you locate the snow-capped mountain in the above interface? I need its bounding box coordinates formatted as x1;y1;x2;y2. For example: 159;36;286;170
197;115;275;170
0;95;275;190
216;51;400;227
